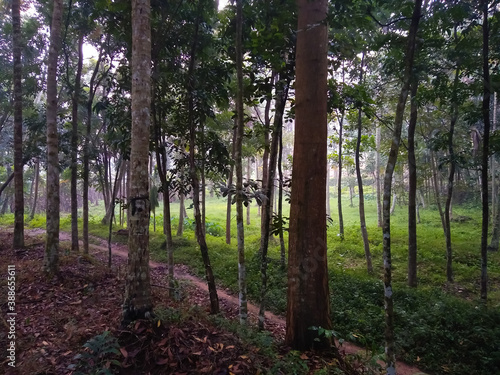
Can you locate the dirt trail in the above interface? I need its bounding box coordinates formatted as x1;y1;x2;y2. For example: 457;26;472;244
60;231;427;375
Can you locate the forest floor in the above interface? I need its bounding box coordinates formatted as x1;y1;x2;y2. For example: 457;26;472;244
0;227;427;375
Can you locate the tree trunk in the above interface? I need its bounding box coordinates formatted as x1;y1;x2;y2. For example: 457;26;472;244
490;92;499;252
337;110;345;239
355;53;372;274
177;192;185;236
226;126;237;244
235;0;247;324
30;158;40;220
382;1;421;372
187;6;219;314
108;159;123;268
408;77;418;288
376;125;383;227
246;159;251;225
286;0;331;351
278;123;286;269
444;55;460;283
44;0;64;276
480;0;490;302
70;32;84;253
0;173;14;199
122;0;153;324
12;0;24;249
259;76;289;329
390;193;397;215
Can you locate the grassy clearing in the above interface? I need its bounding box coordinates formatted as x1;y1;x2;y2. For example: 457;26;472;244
9;192;500;374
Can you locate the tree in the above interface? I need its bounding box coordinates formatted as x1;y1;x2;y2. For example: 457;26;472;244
44;0;64;276
122;0;153;324
12;0;23;249
235;0;247;325
286;0;331;350
381;0;422;372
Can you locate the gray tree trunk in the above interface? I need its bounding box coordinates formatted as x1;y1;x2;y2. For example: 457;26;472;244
44;0;64;276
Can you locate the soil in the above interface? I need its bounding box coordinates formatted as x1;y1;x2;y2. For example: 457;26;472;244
0;227;428;375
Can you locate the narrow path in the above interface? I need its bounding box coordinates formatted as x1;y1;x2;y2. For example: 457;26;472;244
60;232;428;375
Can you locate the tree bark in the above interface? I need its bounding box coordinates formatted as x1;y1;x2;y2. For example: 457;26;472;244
278;123;286;268
408;77;418;288
286;0;331;351
122;0;153;324
355;53;372;274
480;0;490;302
225;126;237;244
12;0;24;249
177;192;185;236
337;110;345;239
246;159;251;225
235;0;247;324
376;125;382;227
70;32;84;253
30;158;40;220
44;0;64;276
382;1;422;372
187;4;219;314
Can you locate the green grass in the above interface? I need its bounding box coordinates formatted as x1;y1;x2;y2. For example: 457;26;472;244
5;192;500;375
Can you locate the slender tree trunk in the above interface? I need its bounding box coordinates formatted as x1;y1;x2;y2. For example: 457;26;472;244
444;58;460;283
44;0;64;276
122;0;153;324
246;159;251;225
30;158;40;220
12;0;24;249
390;193;397;215
84;49;104;254
201;123;206;236
355;53;372;274
278;124;286;268
480;0;490;302
259;76;289;329
382;1;421;373
337;110;345;239
235;0;247;324
286;0;331;350
108;159;123;268
376;125;383;227
408;77;418;287
187;6;219;314
177;192;185;236
70;32;84;252
490;92;499;252
0;173;14;199
226;126;237;244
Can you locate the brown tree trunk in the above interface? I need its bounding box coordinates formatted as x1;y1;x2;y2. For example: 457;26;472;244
480;0;490;302
246;159;251;225
408;77;418;288
70;32;84;253
355;53;372;274
177;192;185;236
286;0;331;351
225;126;237;244
381;1;422;372
12;0;24;249
235;0;247;324
44;0;64;276
337;110;345;239
376;125;383;227
30;158;40;220
278;125;286;268
187;5;219;314
122;0;153;324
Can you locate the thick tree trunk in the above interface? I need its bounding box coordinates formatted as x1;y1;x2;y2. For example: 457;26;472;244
382;1;421;372
480;0;490;302
12;0;24;249
235;0;247;324
408;78;418;288
286;0;331;351
70;32;84;253
44;0;64;276
355;53;372;274
122;0;153;324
